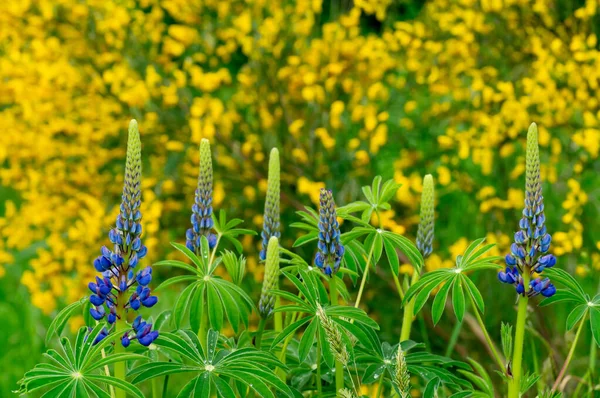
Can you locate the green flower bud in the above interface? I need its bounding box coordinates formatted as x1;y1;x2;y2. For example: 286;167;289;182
416;174;435;258
260;148;281;261
258;236;279;318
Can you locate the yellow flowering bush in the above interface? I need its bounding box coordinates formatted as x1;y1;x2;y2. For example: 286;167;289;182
1;0;599;324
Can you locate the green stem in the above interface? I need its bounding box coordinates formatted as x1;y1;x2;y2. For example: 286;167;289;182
445;319;463;357
151;377;160;398
316;333;322;395
400;272;419;342
468;293;505;372
329;276;344;393
392;272;405;300
162;373;170;397
551;312;587;392
207;235;221;269
508;269;530;398
255;318;267;349
274;297;283;332
375;375;385;397
354;240;376;309
114;314;127;398
590;334;597;376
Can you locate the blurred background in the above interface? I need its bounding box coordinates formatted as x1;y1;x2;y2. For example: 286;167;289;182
1;0;599;394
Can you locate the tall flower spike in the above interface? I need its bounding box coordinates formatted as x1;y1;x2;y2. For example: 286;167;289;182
499;123;556;297
186;138;217;253
394;347;411;397
416;174;435;258
260;148;280;261
258;236;279;318
88;120;158;347
314;189;344;276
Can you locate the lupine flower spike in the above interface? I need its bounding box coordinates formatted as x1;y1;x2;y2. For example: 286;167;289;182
260;148;281;261
186;138;217;253
314;189;344;276
416;174;434;258
498;123;556;298
258;236;279;318
88;120;158;347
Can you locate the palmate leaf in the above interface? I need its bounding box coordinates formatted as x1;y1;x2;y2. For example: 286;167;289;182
539;270;600;346
130;329;297;398
18;324;146;398
154;242;254;333
404;238;497;323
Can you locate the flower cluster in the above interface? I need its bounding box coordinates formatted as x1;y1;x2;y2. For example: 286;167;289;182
88;121;159;346
416;174;434;258
260;148;281;261
498;124;556;298
258;236;279;318
186;139;217;253
314;189;344;276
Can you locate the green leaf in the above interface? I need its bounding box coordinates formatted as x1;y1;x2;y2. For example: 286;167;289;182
152;259;200;275
382;231;425;272
383;235;400;276
452;278;465;323
271;317;311;349
45;298;86;346
174;283;198;329
539;289;585;307
206;283;224;332
590;308;600;347
432;280;454;325
155;275;199;292
566;304;587;331
170;242;204;270
543;268;587;300
298;319;318;362
462;275;485;314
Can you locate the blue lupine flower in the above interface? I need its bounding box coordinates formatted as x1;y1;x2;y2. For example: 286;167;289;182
86;120;158;347
314;189;344;276
499;123;556;297
186;139;217;254
121;316;159;347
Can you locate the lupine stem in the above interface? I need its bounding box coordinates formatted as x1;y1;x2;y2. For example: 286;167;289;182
400;272;420;341
274;297;283;332
329;276;344;393
354;240;376;309
392;272;405;300
100;348;115;398
114;312;127;398
151;378;160;398
375;375;385;398
551;312;587;392
468;293;505;372
255;318;267;349
508;269;530;398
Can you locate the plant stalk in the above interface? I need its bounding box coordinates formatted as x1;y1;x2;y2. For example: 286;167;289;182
551;312;587;392
375;375;385;398
255;318;267;349
508;268;530;398
400;271;420;341
114;309;127;398
274;297;283;332
354;240;376;309
329;276;344;393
